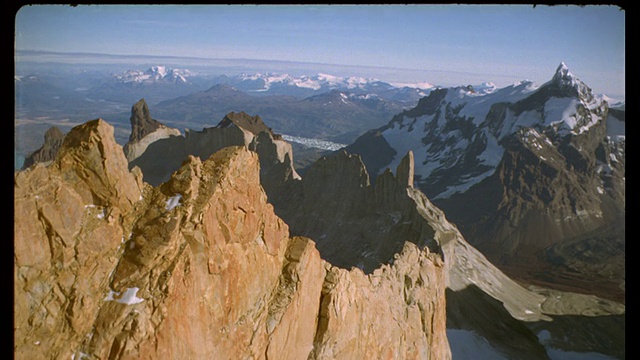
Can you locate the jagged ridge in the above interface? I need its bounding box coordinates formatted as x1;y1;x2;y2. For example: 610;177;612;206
14;118;451;359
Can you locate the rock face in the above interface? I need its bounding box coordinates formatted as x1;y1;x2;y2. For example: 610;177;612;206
270;147;624;359
122;98;182;162
345;63;625;300
14;118;450;359
21;126;65;169
129;111;300;194
14;119;144;360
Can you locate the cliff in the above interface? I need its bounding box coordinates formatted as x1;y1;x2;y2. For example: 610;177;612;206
14;118;450;359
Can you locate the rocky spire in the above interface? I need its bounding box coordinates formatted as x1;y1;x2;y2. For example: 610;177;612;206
396;150;414;188
128;98;164;143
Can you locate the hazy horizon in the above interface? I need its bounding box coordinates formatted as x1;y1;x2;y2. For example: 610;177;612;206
15;4;625;100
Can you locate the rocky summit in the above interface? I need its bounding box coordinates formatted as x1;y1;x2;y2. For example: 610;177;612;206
14;118;450;359
127;109;300;191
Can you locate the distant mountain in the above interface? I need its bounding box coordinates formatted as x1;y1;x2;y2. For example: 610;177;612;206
152;84;409;144
215;72;433;103
84;66;212;105
114;66;195;84
345;63;625;301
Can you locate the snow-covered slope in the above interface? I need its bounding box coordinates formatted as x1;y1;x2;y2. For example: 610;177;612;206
348;62;619;200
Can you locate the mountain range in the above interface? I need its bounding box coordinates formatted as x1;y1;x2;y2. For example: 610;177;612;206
15;61;625;359
214;72;433;102
345;62;625;301
16;116;624;360
14;66;433;165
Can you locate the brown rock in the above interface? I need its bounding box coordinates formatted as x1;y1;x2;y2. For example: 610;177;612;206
14;119;141;360
15;118;451;360
311;242;449;360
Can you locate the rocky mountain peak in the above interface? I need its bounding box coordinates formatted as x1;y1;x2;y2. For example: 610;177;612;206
552;62;573;84
21;126;65;169
396;150;415;188
56;118;144;209
549;62;594;101
216;111;277;138
123;99;181;162
14;118;451;359
128;98;165;143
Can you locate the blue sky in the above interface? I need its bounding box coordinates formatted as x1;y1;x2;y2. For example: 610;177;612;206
15;4;625;98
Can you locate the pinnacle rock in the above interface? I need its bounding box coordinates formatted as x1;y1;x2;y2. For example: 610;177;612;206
128;98;165;143
396;150;415;188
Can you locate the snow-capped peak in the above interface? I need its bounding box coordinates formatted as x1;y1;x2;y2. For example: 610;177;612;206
115;66;193;84
148;65;168;78
235;72;384;92
475;82;497;94
551;62;578;88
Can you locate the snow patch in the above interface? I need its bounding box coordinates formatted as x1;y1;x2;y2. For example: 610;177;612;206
390;81;435;90
543;97;599;134
104;287;145;305
381;114;435;179
71;351;91;360
434;168;494;200
477;131;504;166
165;195;182;211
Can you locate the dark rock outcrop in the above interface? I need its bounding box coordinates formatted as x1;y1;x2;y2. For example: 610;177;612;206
122;99;182;162
129;111;300;206
21;126;65;169
127;98;163;142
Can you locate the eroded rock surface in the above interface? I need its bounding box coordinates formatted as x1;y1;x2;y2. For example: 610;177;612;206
14;119;450;359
